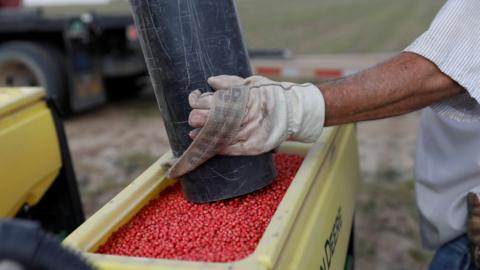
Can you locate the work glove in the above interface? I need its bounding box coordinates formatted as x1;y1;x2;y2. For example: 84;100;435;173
467;192;480;268
188;75;326;156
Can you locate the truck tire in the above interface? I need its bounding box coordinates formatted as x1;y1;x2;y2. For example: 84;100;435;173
0;219;92;270
0;42;68;114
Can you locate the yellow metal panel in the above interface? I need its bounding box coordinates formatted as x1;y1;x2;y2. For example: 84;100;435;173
0;87;45;118
64;125;360;270
0;87;61;217
272;125;359;270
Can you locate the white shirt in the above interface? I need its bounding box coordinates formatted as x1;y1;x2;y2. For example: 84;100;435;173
404;0;480;249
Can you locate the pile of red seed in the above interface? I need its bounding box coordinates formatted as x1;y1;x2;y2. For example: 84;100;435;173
97;154;303;262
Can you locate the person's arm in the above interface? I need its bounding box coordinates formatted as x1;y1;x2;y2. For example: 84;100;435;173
187;52;466;156
321;52;465;126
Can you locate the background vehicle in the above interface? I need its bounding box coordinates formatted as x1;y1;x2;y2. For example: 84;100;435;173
0;0;146;114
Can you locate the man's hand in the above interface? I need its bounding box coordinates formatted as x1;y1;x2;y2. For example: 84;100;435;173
467;192;480;267
188;75;325;155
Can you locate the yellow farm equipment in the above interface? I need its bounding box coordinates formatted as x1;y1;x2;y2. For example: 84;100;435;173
0;87;84;233
0;87;361;270
64;125;360;270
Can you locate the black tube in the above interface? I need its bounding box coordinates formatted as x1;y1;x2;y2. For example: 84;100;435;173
0;219;93;270
129;0;276;202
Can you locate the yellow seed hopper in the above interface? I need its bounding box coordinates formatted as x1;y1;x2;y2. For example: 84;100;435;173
64;124;360;270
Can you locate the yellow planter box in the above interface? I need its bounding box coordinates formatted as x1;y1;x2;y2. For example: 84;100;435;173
0;87;61;217
64;124;360;270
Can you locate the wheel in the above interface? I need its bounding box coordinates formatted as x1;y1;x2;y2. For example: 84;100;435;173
0;42;69;113
0;219;92;270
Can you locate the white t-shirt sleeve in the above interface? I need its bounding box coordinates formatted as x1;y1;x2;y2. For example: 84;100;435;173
404;0;480;121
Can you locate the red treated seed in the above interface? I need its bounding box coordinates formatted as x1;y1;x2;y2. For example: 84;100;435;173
97;154;304;262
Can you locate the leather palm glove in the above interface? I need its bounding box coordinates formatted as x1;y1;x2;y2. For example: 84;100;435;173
188;75;325;156
467;192;480;268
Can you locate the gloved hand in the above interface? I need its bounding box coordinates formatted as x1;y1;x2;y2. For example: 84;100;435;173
467;192;480;268
188;75;325;156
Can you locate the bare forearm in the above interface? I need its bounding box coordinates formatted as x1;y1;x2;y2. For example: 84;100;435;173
320;52;465;126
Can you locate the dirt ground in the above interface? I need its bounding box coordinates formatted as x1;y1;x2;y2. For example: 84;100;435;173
355;113;433;269
64;89;431;269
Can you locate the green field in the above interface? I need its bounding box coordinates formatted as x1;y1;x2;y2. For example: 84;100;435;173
237;0;444;54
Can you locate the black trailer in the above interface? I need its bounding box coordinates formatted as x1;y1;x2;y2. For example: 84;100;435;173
0;4;146;113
